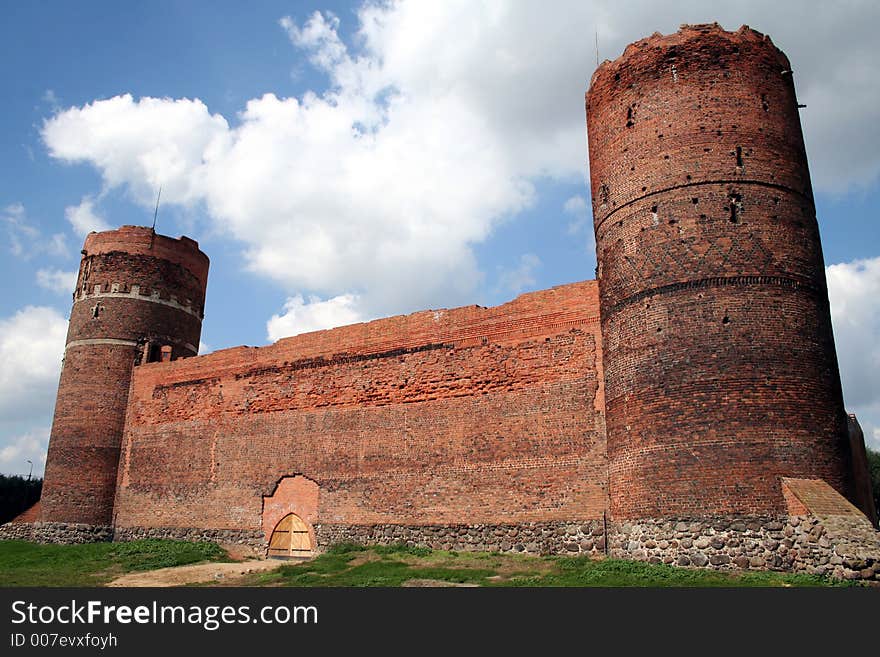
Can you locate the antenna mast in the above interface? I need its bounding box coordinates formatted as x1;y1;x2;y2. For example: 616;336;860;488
151;185;162;232
149;185;161;249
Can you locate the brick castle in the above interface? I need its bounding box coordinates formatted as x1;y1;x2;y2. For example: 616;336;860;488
5;24;879;580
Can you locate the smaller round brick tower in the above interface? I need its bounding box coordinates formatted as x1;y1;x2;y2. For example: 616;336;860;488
587;24;853;519
40;226;209;526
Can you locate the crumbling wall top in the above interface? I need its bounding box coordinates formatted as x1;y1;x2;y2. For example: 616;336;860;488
589;23;790;92
82;225;209;287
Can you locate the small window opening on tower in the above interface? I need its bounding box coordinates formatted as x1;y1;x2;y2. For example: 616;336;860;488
729;193;743;224
650;205;659;226
761;94;769;112
146;343;161;363
722;314;731;325
91;302;101;319
735;146;743;168
626;104;636;128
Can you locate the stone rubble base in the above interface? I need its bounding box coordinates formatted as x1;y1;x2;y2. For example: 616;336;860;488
2;515;877;581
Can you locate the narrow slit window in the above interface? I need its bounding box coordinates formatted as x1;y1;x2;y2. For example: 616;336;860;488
735;146;743;168
729;193;742;224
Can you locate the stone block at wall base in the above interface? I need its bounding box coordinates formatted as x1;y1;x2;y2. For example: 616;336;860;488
0;521;112;544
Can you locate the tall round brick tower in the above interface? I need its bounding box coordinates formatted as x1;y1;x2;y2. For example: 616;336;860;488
587;24;853;518
40;226;209;526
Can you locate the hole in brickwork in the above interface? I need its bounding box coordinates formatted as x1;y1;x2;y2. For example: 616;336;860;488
668;218;678;225
641;186;647;192
626;105;635;128
656;327;662;333
761;94;769;112
692;197;699;204
735;146;743;168
728;193;743;224
663;154;670;160
722;314;730;325
686;175;692;181
773;197;780;205
614;73;620;81
651;205;659;226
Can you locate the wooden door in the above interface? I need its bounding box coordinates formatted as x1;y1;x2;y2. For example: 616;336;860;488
267;513;312;558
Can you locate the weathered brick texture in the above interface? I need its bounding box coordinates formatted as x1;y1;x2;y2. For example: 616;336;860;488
113;282;608;532
40;226;208;525
587;24;853;518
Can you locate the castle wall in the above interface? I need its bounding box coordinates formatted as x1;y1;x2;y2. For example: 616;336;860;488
112;281;608;534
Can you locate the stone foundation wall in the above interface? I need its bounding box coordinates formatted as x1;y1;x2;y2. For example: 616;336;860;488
0;522;264;550
3;516;877;582
0;522;113;544
112;526;266;550
315;521;607;556
609;516;880;581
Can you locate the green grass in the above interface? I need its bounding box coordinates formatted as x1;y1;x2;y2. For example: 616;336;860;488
248;542;853;588
0;539;228;587
0;539;857;587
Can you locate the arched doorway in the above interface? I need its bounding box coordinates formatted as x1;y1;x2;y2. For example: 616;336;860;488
267;513;313;558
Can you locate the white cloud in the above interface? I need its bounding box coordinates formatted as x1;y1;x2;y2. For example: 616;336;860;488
563;194;592;236
64;196;111;236
563;195;588;215
42;89;60;112
36;268;77;295
198;340;212;355
267;294;365;341
826;256;880;450
0;306;67;424
0;428;49;476
39;2;880;333
496;253;541;296
2;202;68;259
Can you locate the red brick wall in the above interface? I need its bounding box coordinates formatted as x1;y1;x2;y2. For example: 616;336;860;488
41;227;208;524
113;281;608;532
587;24;851;518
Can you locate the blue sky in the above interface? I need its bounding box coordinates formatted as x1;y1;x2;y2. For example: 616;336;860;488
2;1;879;475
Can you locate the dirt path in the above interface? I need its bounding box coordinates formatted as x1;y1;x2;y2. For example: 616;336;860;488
107;559;290;587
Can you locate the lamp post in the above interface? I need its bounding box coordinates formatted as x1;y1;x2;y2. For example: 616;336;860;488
26;460;33;481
